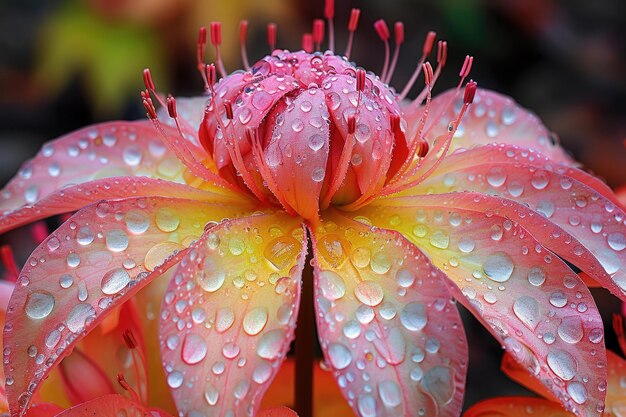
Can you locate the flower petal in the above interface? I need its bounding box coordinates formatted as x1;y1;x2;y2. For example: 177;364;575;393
410;88;573;165
158;213;306;417
53;394;172;417
357;199;606;416
311;212;468;417
500;352;560;402
3;196;244;416
412;144;626;299
258;406;298;417
264;87;329;220
463;397;573;417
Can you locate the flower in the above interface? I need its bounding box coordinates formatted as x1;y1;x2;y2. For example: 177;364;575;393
2;1;625;417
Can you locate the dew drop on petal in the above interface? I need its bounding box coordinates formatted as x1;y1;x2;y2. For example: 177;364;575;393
167;371;183;389
513;296;540;330
422;366;455;406
204;383;219;405
25;292;55;319
243;307;268;336
378;380;401;407
547;349;577;381
567;381;588;404
400;302;427;331
527;266;546;287
181;333;208;365
66;303;96;333
155;208;180;232
257;329;285;360
558;316;584;344
197;269;226;293
100;268;130;295
319;270;346;300
328;343;352;370
106;229;129;252
354;281;384;307
483;252;514;282
215;307;235;333
608;233;625;251
252;362;272;384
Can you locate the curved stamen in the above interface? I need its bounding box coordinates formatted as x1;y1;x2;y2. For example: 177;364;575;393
239;20;251;70
384;22;404;84
210;22;227;78
374;19;391;81
196;27;209;91
398;31;436;100
325;0;335;51
313;19;325;51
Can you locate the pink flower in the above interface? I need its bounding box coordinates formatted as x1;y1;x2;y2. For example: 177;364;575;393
2;2;625;417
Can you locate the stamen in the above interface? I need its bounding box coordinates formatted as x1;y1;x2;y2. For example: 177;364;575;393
373;19;390;81
464;79;477;104
356;68;366;92
1;245;19;282
267;23;277;52
302;33;314;53
344;8;361;59
196;27;209;91
122;329;138;350
239;20;251;70
117;374;142;405
141;92;158;121
166;96;177;119
223;101;234;120
384;22;404;84
210;22;227;78
347;113;356;134
459;55;474;78
142;68;155;91
325;0;335;51
313;19;325;51
410;40;447;107
206;63;217;93
320;113;356;209
398;31;436;100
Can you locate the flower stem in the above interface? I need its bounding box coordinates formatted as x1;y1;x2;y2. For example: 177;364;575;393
295;240;314;417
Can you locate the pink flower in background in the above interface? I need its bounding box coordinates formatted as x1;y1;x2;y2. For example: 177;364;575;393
1;1;625;417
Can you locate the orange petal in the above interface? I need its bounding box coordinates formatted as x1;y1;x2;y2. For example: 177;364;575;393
463;397;573;417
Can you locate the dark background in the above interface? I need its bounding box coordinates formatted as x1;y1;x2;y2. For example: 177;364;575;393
0;0;625;411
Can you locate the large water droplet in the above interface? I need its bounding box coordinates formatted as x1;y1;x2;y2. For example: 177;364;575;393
327;343;352;370
257;329;285;360
264;236;300;270
317;234;350;268
106;229;129;252
483;252;514;282
155;208;180;232
181;333;208;365
308;134;325;151
66;303;96;333
354;281;384;306
319;270;346;300
429;230;450;249
527;266;546;286
567;381;588;404
400;302;427;331
125;210;150;235
25;292;55;319
486;167;507;187
422;366;455;406
558;316;583;344
101;268;130;295
370;251;391;274
608;232;626;251
547;349;577;380
198;269;226;293
243;307;268;336
378;380;401;407
513;296;540;330
204;383;219;405
167;371;183;388
215;307;235;333
357;395;377;417
252;362;272;384
76;226;95;246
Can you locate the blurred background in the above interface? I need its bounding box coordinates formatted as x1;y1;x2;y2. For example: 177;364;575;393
0;0;625;412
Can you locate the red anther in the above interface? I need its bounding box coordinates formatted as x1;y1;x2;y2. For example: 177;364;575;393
422;62;434;86
239;20;248;44
117;374;131;391
464;80;477;104
416;139;429;158
206;64;216;88
197;27;207;46
422;31;436;56
356;68;366;92
267;23;277;50
347;114;356;134
324;0;334;19
224;101;234;120
437;40;448;66
142;97;157;120
374;19;390;41
302;33;314;53
348;8;361;32
313;19;325;44
167;96;177;118
394;22;404;45
210;22;222;46
142;68;155;91
459;55;474;77
122;329;138;349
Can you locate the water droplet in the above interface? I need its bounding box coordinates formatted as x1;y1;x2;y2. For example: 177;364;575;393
228;237;245;255
300;100;313;112
252;91;272;111
308;134;325;151
378;380;401;407
547;349;577;380
257;329;285;360
608;232;625;251
182;333;208;365
215;307;235;333
234;380;250;400
264;236;300;270
429;230;450;249
45;329;61;349
167;371;183;388
59;274;73;289
558;316;583;344
458;237;475;253
144;242;184;272
486;167;507;187
485;120;500;137
355;124;371;143
106;229;129;252
101;268;130;295
311;167;325;182
567;381;588;404
343;320;361;339
535;200;555;218
204;383;219;405
501;107;517;125
198;268;226;293
327;343;352;370
371;252;391;274
66;303;96;333
243;307;268;336
528;267;546;286
25;292;55;319
507;181;524;197
222;342;240;359
238;108;253;124
354;281;384;306
549;292;567;308
66;253;81;268
483;252;514;282
76;226;95;246
422;366;455;405
318;270;346;300
252;362;272;384
513;296;540;330
350;247;371;268
155;208;180;232
400;302;427;331
531;170;549;190
125;210;150;235
291;118;304;132
396;268;415;288
317;234;350;268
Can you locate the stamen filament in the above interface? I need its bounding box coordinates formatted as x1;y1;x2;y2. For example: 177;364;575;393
325;0;335;51
384;22;404;84
398;31;436;100
239;20;251;70
374;19;391;81
344;8;360;59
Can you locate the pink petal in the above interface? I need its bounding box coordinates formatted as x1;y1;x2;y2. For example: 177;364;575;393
325;74;394;196
264;87;330;220
414;144;626;299
409;87;573;165
0;177;247;234
500;352;560;402
157;96;209;133
463;397;572;417
357;199;606;416
58;348;117;405
311;212;468;417
3;196;244;416
158;213;307;417
53;394;173;417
